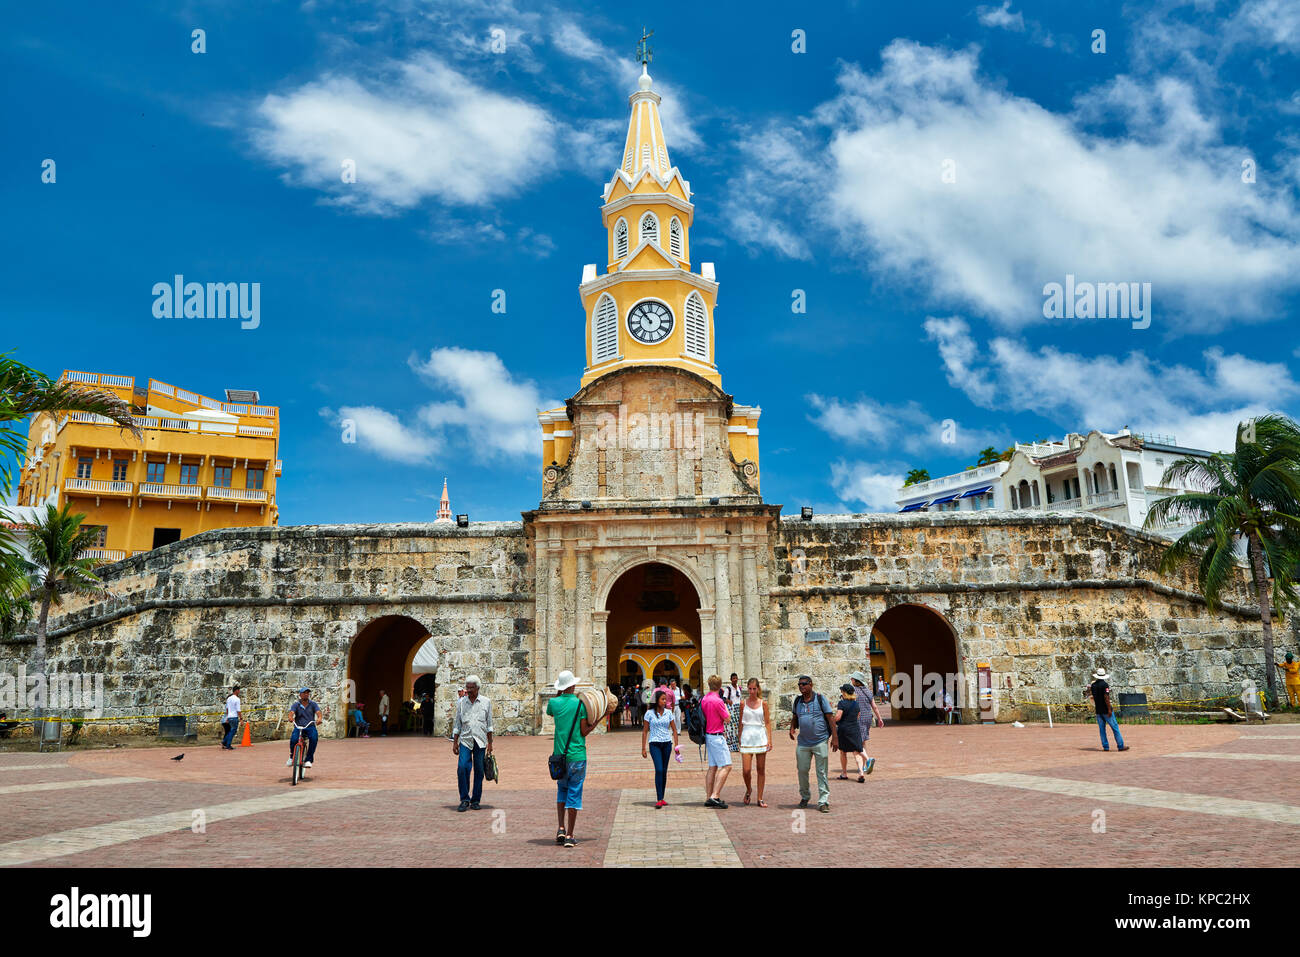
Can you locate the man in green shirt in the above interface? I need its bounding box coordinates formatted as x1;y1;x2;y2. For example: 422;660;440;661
547;670;599;849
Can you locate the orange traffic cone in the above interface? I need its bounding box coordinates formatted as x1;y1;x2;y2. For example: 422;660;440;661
239;721;253;747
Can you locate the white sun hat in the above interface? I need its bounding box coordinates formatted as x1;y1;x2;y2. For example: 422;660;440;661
555;670;580;691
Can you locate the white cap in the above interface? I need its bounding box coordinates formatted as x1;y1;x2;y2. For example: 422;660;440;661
465;675;481;687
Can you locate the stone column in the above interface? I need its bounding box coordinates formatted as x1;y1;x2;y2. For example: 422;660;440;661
533;541;551;729
712;545;733;679
592;610;610;688
541;540;564;734
698;608;716;679
575;546;593;682
741;545;761;681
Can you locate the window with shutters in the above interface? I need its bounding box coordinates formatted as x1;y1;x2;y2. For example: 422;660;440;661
624;147;634;171
684;292;709;360
614;219;628;259
669;218;683;258
658;146;668;170
640;212;658;247
641;145;651;168
592;294;619;363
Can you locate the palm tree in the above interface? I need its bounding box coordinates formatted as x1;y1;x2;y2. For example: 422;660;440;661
976;446;1000;467
903;468;931;487
1145;414;1300;701
0;354;139;495
24;503;108;726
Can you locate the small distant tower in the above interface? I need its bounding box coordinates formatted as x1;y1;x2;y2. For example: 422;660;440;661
435;478;453;523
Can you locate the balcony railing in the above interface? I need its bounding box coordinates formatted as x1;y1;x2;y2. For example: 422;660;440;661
206;486;269;504
1086;489;1123;508
149;379;277;419
60;371;134;389
60;412;277;440
65;478;134;496
901;462;1004;497
83;548;127;562
1046;496;1082;510
139;482;202;499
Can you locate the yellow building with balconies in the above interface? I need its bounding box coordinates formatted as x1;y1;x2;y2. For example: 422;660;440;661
16;370;281;561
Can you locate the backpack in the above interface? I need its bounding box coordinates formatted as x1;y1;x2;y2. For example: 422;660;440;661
684;700;706;746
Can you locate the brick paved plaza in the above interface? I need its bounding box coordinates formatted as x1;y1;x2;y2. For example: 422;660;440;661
3;720;1297;868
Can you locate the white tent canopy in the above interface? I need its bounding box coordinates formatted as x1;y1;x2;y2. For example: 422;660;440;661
411;637;439;674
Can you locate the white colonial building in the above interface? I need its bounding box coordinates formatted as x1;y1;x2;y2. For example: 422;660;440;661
897;430;1219;536
896;461;1008;514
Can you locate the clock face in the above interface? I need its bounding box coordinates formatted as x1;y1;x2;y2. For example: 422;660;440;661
627;300;674;344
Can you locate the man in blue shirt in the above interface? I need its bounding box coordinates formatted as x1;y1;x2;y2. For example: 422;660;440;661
788;675;838;812
287;687;322;768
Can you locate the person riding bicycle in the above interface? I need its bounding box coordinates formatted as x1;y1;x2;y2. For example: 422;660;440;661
287;687;322;769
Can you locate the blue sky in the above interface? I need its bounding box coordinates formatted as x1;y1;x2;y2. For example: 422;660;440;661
4;0;1298;521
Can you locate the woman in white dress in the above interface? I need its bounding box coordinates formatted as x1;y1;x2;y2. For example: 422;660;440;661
738;677;772;807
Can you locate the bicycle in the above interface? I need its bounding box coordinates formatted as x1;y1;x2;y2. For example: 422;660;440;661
290;721;313;786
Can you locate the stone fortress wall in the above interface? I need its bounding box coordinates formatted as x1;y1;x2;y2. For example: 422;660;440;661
0;509;1267;737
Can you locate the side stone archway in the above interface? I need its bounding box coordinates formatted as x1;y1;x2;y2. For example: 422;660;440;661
346;615;435;733
871;603;961;721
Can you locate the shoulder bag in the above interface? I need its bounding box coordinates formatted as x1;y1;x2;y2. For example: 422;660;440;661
548;704;582;780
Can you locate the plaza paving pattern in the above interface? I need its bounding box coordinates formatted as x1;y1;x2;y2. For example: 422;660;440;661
1;721;1296;867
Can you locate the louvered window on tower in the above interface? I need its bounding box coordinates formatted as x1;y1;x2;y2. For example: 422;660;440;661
669;218;683;258
658;146;668;170
641;145;651;169
614;219;628;259
640;213;658;247
624;148;634;171
685;293;708;360
593;295;619;363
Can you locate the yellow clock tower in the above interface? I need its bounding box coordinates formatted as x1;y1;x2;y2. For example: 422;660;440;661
537;50;761;498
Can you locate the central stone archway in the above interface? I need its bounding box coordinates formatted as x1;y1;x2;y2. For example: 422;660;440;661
603;562;703;695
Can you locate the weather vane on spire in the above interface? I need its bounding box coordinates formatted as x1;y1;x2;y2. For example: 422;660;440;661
636;26;654;68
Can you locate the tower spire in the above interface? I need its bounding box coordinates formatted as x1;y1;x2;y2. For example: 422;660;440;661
436;477;452;523
618;27;672;180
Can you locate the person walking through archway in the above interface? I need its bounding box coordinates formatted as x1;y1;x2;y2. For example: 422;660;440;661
739;678;771;807
641;689;680;807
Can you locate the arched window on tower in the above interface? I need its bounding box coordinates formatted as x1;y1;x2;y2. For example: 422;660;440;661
684;292;709;361
592;294;619;363
614;218;628;260
640;212;659;248
669;217;683;259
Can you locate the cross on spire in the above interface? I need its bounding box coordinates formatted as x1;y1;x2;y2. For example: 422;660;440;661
636;26;654;69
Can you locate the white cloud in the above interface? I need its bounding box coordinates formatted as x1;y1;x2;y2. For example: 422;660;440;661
320;406;439;464
829;461;908;512
807;394;1006;456
976;2;1024;31
924;316;1294;452
727;41;1300;331
321;349;556;465
251;54;559;213
410;347;559;458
